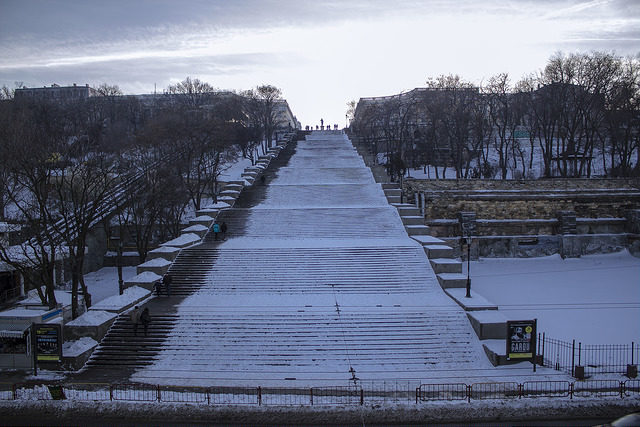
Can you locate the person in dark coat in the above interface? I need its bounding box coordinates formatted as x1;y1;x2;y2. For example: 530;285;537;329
221;222;228;240
162;273;172;296
130;306;141;336
140;307;151;336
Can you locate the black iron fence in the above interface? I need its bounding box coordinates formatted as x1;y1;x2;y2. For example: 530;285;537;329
538;334;639;377
417;379;640;403
1;379;638;405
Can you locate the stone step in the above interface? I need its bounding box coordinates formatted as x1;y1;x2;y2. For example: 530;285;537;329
466;311;508;340
392;204;420;217
386;195;401;204
437;273;468;288
430;258;462;273
223;183;243;192
410;235;446;245
405;225;431;236
445;289;499;311
401;216;423;226
423;244;455;258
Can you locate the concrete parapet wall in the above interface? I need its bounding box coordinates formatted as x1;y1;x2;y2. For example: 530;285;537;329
406;177;640;192
440;233;629;258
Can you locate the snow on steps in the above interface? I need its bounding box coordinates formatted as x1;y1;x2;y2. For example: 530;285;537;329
88;132;490;382
122;309;480;376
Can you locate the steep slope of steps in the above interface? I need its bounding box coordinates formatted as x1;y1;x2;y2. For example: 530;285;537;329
177;245;438;295
267;167;374;185
210;207;407;240
129;308;479;381
161;248;221;296
99;132;491;385
85;314;176;368
242;184;390;208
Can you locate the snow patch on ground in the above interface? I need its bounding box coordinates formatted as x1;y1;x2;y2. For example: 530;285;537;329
468;251;640;344
62;337;98;357
160;233;200;247
83;267;136;304
66;310;116;327
90;286;150;312
138;258;171;268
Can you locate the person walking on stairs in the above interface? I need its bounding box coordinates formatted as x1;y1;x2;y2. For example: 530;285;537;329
130;305;141;336
140;307;151;336
162;273;172;296
221;222;228;240
213;222;221;240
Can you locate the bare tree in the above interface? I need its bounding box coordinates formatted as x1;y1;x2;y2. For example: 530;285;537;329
95;83;123;97
167;77;215;109
245;85;283;151
0;100;67;308
601;55;640;176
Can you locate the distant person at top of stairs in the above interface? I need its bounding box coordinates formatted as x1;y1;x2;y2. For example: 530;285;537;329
213;222;221;240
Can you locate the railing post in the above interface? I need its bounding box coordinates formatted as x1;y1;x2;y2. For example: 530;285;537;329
415;387;419;404
620;381;624;399
569;383;573;400
207;388;210;405
12;383;17;401
157;384;161;402
571;340;575;377
310;387;313;405
257;386;262;406
467;385;472;403
578;342;582;368
109;384;114;401
518;383;523;399
360;388;364;406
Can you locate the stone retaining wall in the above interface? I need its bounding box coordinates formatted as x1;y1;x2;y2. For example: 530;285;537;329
407;178;640;219
406;177;640;192
405;178;640;257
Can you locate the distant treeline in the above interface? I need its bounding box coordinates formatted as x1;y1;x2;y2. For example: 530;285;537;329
350;52;640;180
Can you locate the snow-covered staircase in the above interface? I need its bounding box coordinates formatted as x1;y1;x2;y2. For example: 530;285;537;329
87;132;490;385
86;313;175;368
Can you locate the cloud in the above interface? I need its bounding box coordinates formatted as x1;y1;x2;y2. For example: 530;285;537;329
1;0;639;125
0;51;297;92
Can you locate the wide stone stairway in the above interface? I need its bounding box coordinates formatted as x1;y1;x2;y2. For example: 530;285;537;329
86;132;490;386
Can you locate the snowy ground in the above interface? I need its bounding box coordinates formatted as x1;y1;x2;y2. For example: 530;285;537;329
392;140;620;179
82;266;136;304
467;251;640;345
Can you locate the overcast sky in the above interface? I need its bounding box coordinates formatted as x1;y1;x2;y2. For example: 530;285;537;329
1;0;639;127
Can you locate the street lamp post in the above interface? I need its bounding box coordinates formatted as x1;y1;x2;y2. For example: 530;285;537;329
117;240;124;295
459;212;476;298
465;235;471;298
